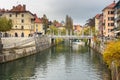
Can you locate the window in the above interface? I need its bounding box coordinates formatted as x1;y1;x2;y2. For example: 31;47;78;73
108;23;114;26
111;23;114;26
108;17;111;21
111;11;114;14
21;19;24;23
21;26;24;29
15;26;17;28
108;17;114;21
36;24;38;27
111;17;114;20
108;11;114;14
21;14;24;17
108;23;111;26
9;14;12;17
16;14;17;17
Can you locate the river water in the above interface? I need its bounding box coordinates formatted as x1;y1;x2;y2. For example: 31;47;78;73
0;43;111;80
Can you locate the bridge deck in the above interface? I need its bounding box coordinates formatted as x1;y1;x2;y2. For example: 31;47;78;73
48;35;93;39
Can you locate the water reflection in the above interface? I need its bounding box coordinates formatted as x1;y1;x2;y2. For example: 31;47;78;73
0;43;111;80
0;55;36;80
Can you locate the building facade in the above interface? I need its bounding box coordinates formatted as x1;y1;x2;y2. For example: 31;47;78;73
34;15;44;35
102;1;116;37
114;0;120;36
95;14;103;37
0;4;44;37
95;14;101;32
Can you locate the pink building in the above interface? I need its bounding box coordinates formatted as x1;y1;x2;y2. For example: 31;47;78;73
102;1;116;37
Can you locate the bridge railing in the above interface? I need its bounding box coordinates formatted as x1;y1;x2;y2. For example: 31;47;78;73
47;34;93;39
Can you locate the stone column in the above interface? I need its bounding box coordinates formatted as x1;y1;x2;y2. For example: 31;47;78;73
0;36;3;53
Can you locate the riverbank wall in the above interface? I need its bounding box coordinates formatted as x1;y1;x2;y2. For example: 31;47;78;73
90;40;120;80
0;36;51;63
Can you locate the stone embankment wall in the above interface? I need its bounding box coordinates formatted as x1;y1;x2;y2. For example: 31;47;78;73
90;40;105;55
35;36;50;52
0;36;51;63
90;40;120;80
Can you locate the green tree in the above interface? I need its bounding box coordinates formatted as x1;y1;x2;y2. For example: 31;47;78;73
47;25;58;35
85;17;95;27
42;14;49;34
47;25;66;36
65;15;73;35
0;17;12;32
0;17;13;52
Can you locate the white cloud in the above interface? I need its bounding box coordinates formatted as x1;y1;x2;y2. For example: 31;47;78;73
0;0;119;25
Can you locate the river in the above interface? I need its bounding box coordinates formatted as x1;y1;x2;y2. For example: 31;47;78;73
0;43;111;80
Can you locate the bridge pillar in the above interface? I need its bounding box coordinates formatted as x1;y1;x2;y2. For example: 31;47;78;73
51;38;55;45
88;39;91;46
69;39;72;47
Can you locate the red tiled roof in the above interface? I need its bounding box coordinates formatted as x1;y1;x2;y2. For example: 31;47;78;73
103;1;116;11
34;15;42;23
55;23;62;27
11;4;26;12
95;14;101;19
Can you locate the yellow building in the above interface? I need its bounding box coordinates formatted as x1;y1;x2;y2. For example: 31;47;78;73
95;14;101;32
34;15;44;35
0;4;44;37
102;1;116;37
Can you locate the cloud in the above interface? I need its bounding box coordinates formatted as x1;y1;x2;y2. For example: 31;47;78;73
0;0;119;25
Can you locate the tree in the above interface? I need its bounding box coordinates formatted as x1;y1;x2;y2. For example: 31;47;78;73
42;14;49;34
0;17;12;32
0;17;13;52
103;40;120;80
103;41;120;67
85;17;95;27
65;15;73;35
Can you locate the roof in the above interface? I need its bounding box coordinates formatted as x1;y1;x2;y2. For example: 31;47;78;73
95;14;101;19
55;23;62;27
95;14;103;19
114;0;120;8
34;15;42;23
0;4;35;16
103;1;116;11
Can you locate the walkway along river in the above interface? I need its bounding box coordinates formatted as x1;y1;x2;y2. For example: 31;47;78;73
0;43;111;80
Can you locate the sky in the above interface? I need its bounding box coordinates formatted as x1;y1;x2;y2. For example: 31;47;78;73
0;0;119;25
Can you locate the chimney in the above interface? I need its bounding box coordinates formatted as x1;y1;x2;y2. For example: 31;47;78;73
23;5;26;11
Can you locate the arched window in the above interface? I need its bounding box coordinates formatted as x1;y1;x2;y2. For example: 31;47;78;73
21;32;24;37
15;32;18;37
